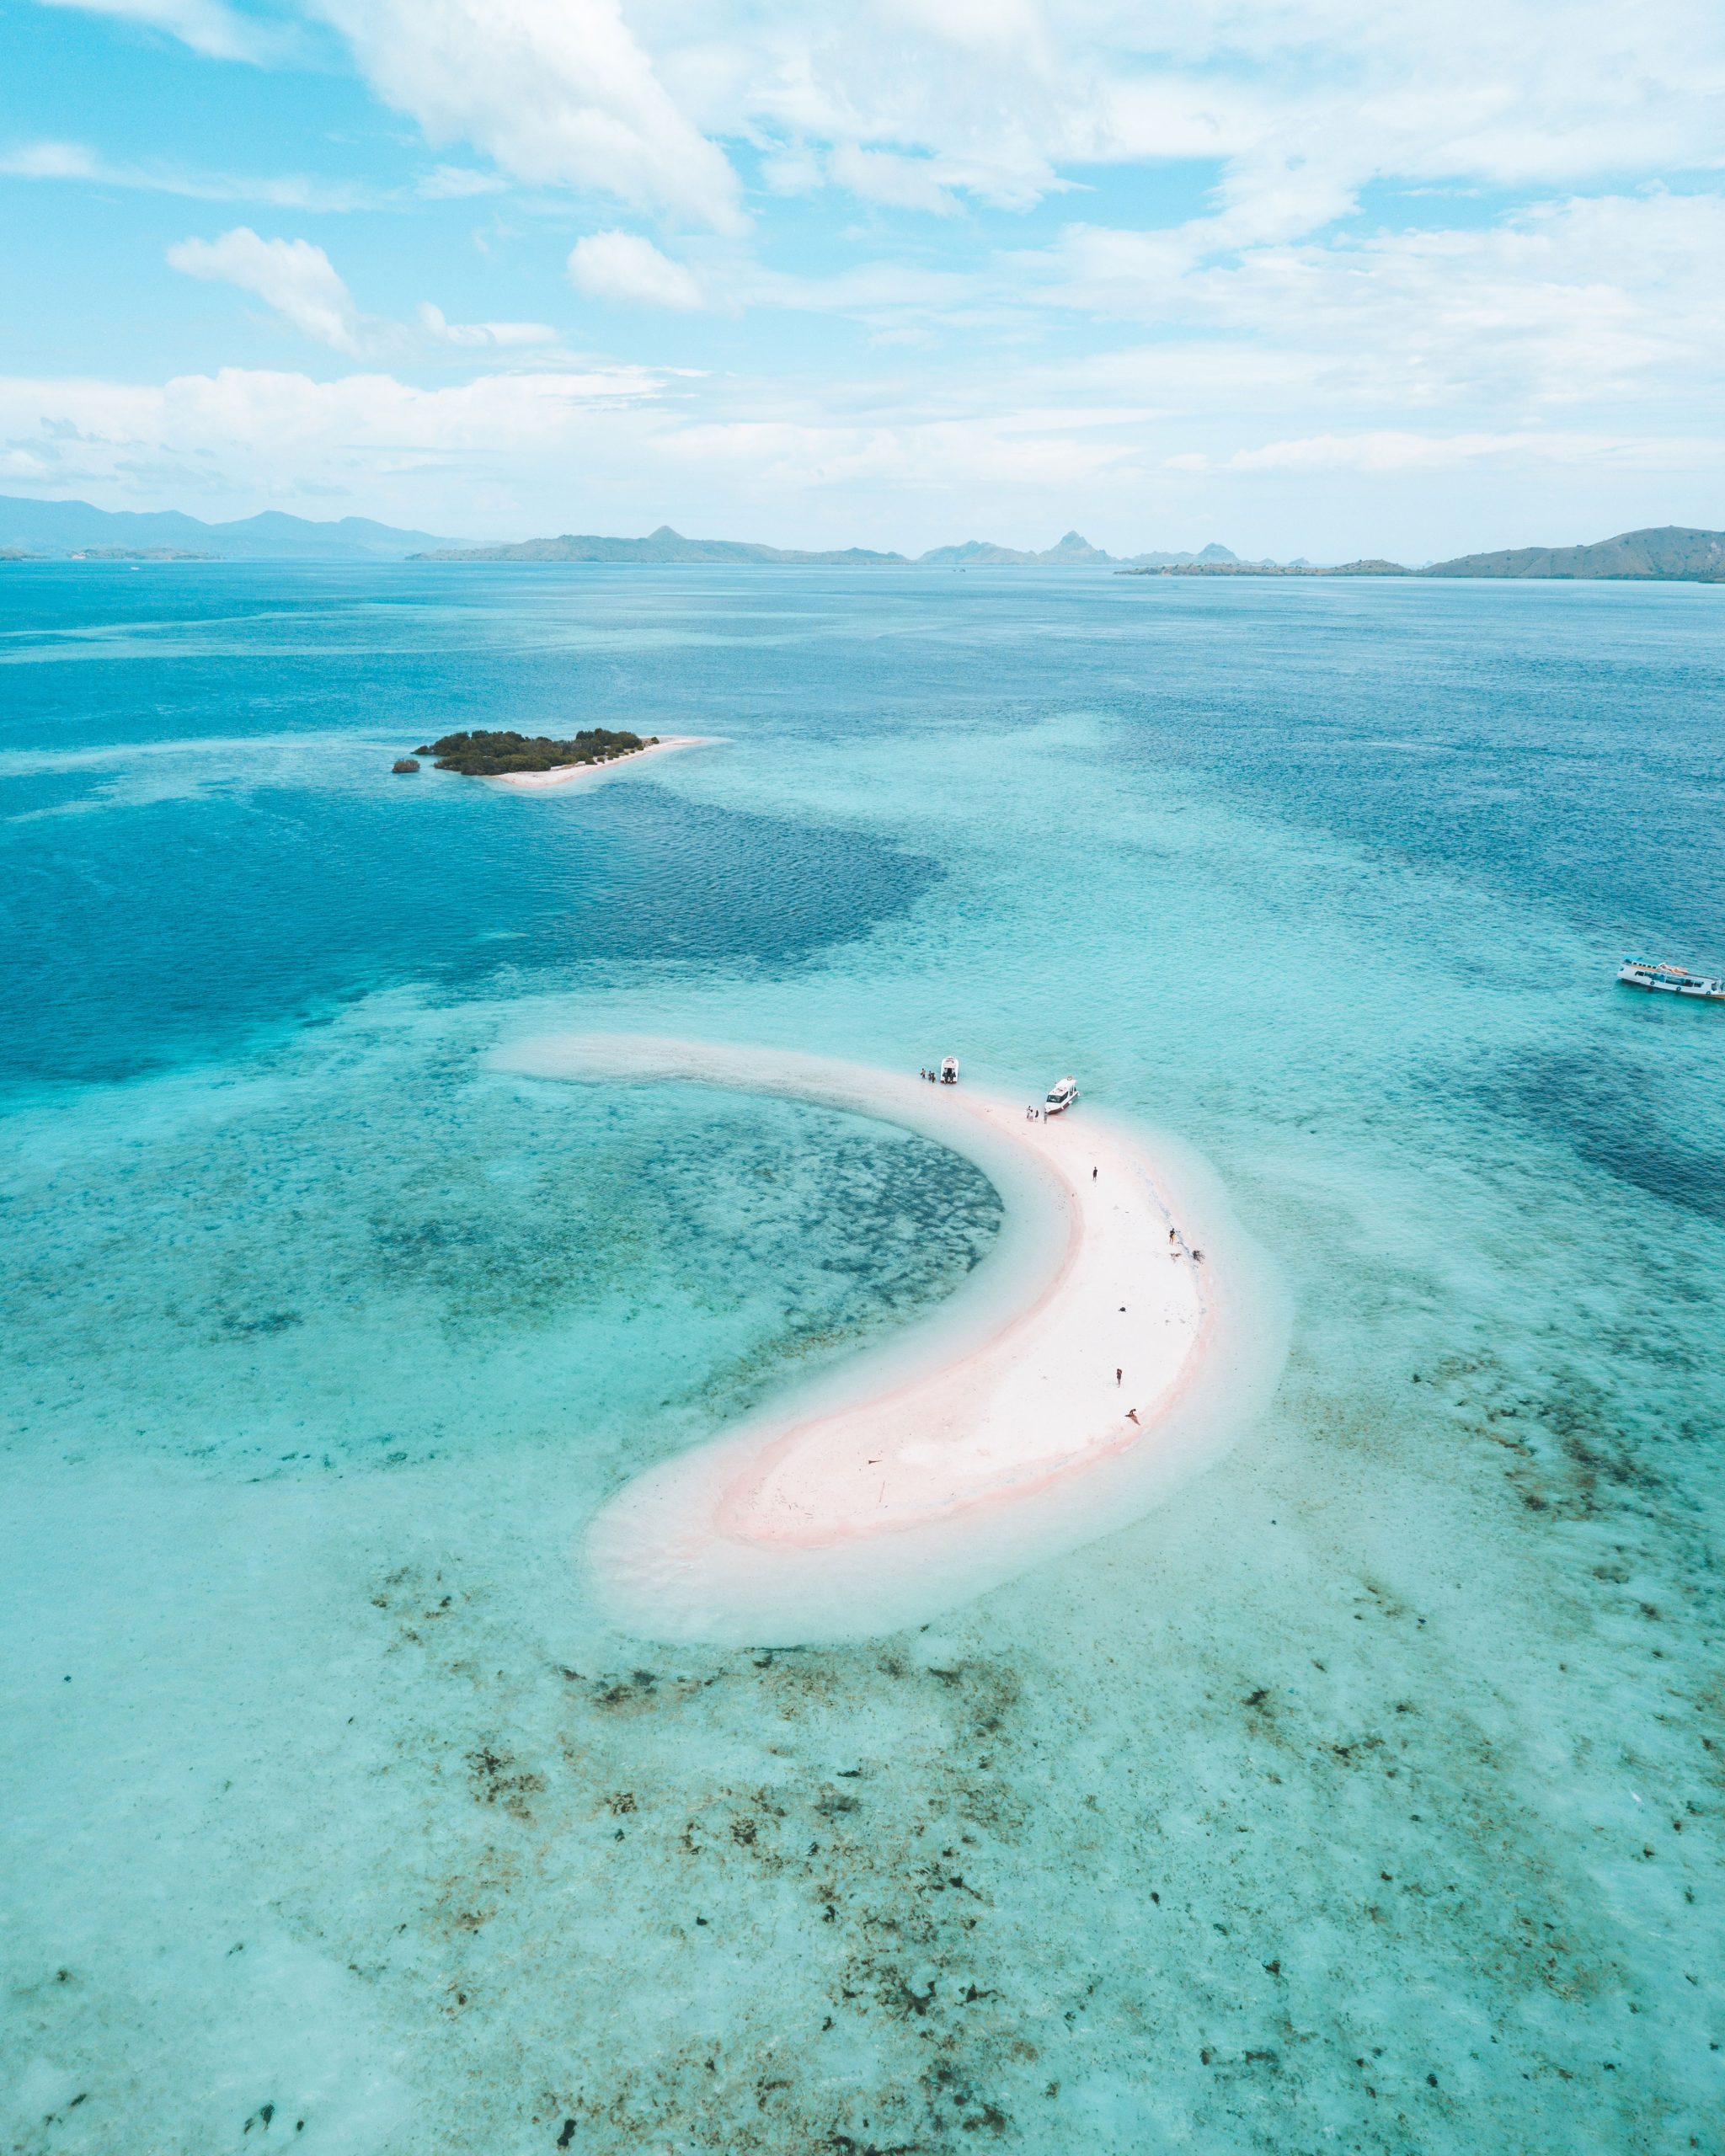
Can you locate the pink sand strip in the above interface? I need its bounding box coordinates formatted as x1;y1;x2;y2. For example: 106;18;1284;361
498;1035;1287;1645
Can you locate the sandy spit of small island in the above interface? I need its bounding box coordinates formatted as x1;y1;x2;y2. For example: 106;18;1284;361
489;735;714;789
497;1034;1289;1645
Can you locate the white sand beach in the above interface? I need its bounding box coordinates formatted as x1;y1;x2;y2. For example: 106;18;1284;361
726;1091;1205;1537
489;735;713;790
501;1034;1286;1644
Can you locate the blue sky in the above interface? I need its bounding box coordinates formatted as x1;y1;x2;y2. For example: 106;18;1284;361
3;0;1722;557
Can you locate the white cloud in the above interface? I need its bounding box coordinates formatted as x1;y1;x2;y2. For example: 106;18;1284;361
3;351;1721;563
637;0;1725;232
167;234;563;356
0;364;670;527
414;164;507;200
19;0;1725;558
168;228;364;351
1;136;378;209
569;232;705;311
307;0;744;232
1011;191;1725;424
415;302;556;349
825;147;963;219
1;141;104;179
40;0;1725;243
33;0;286;62
1215;431;1725;475
659;414;1137;494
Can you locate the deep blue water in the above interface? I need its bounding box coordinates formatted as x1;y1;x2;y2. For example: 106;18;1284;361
4;564;1720;1090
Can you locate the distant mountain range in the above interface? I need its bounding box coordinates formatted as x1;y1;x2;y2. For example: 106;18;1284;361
1423;526;1725;582
1127;526;1725;583
412;525;1242;568
3;499;1722;583
1123;558;1407;579
413;525;904;567
0;494;457;561
916;533;1239;568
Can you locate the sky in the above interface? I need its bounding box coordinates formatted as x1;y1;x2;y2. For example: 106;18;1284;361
3;0;1723;558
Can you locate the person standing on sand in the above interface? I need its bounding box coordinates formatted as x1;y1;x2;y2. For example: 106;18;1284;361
1115;1368;1122;1385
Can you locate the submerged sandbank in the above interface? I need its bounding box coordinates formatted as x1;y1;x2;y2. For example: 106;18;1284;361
500;1035;1288;1644
489;735;713;791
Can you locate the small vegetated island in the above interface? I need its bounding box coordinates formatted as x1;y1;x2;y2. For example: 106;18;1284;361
417;727;658;776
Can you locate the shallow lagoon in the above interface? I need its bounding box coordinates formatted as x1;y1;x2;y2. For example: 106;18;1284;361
3;563;1722;2152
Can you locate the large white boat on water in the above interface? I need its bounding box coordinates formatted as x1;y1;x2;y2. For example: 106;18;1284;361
1044;1076;1079;1114
1617;957;1725;1001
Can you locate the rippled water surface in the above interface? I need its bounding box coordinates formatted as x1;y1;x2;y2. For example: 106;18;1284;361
3;562;1722;2153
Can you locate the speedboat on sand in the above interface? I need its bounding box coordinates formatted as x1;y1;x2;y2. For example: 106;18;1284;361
1617;957;1725;1001
1044;1076;1079;1114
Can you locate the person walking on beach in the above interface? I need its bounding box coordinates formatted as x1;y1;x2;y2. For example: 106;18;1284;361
1092;1166;1097;1181
1115;1367;1122;1385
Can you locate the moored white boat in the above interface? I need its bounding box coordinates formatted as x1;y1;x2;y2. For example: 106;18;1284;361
1044;1075;1079;1114
1617;957;1725;1001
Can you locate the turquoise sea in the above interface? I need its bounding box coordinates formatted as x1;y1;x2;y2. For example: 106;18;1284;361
3;562;1722;2153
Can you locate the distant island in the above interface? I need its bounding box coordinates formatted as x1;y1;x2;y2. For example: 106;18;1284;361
414;526;904;567
403;522;1725;581
0;493;462;562
5;494;1722;584
1122;558;1408;579
419;727;655;776
918;535;1238;568
67;546;216;563
1121;527;1725;584
410;525;1242;570
1422;526;1725;582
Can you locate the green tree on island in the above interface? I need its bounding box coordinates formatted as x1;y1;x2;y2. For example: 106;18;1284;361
423;728;657;776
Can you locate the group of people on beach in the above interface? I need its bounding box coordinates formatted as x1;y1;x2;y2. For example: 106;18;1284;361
905;1058;1204;1428
1114;1227;1205;1429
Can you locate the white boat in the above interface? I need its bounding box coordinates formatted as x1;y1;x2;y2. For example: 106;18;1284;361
1617;957;1725;1001
1044;1075;1079;1114
939;1055;959;1084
